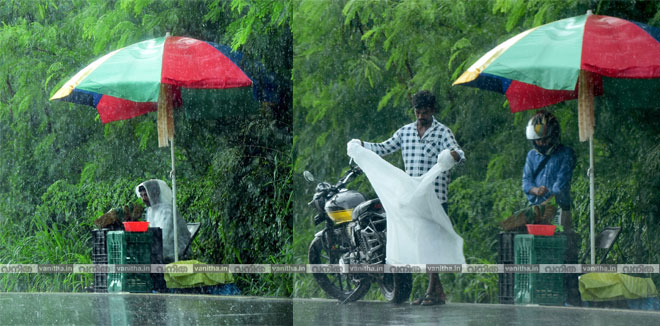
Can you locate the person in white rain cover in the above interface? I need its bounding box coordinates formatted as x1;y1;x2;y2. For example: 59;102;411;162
136;179;191;263
350;90;465;306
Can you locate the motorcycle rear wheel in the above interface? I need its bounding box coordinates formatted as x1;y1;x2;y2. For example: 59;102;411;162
380;273;412;304
308;237;371;302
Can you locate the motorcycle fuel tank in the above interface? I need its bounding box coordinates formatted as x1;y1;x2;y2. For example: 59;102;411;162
352;198;385;224
324;190;365;224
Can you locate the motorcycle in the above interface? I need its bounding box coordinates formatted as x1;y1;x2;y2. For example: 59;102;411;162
303;162;412;303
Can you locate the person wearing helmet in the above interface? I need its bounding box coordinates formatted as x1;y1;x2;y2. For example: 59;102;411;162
523;110;575;225
523;111;580;305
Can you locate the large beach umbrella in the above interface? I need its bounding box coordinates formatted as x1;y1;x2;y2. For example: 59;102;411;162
453;11;660;263
50;34;254;261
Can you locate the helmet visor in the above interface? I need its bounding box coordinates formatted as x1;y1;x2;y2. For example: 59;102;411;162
526;123;542;140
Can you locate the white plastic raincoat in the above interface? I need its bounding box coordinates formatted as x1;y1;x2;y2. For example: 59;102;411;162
347;142;465;264
136;179;191;263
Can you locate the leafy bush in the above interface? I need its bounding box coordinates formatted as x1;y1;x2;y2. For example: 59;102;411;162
293;0;660;303
0;0;292;296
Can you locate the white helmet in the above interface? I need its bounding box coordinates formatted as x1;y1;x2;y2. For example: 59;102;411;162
526;111;560;155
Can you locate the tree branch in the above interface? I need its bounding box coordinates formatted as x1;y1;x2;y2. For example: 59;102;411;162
4;77;15;118
405;57;414;81
33;47;57;56
5;76;15;98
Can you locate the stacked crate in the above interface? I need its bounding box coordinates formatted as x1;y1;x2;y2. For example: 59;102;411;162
497;232;517;304
148;228;167;291
106;230;153;293
514;234;567;305
92;229;109;293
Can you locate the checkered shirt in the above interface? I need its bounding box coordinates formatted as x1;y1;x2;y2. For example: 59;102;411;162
363;118;465;203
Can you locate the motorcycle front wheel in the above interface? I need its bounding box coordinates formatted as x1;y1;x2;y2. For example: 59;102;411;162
379;273;412;304
308;237;371;302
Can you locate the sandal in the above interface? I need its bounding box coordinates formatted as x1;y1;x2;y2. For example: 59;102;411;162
421;294;446;306
411;293;446;306
411;295;427;305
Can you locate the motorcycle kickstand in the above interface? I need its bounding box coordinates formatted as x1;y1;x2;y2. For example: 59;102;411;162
340;292;357;305
339;281;363;304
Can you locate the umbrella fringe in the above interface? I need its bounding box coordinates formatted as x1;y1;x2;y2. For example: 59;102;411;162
578;69;595;142
158;84;175;147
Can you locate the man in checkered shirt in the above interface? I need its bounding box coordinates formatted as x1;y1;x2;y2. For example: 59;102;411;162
352;90;464;306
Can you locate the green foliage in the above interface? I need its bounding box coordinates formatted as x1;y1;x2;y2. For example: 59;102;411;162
293;0;660;303
222;0;289;50
0;0;292;296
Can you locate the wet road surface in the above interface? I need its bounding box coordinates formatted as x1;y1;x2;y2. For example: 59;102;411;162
0;292;292;325
293;298;660;326
2;293;659;325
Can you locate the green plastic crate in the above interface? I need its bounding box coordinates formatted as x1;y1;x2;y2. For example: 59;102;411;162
107;231;153;293
107;231;152;264
514;234;567;305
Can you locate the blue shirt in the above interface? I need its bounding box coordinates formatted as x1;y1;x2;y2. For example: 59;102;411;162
522;145;575;208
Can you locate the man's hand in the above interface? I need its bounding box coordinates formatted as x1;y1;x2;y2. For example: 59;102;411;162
347;139;363;156
349;139;362;146
530;186;549;197
450;150;460;162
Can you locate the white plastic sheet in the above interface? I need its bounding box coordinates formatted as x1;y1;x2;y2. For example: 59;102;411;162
347;142;465;264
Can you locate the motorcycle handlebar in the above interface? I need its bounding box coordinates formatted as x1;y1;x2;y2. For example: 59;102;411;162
335;165;362;189
312;164;362;197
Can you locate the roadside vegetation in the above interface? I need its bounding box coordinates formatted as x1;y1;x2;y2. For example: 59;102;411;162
0;0;292;296
293;0;660;302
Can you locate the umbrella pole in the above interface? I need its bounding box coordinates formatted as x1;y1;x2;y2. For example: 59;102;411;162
157;68;179;262
171;137;179;262
589;136;595;264
579;69;597;265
